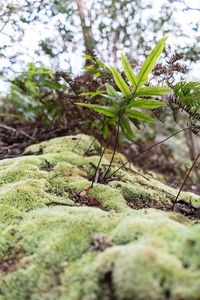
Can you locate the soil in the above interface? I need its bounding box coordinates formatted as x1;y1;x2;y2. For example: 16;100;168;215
0;248;26;275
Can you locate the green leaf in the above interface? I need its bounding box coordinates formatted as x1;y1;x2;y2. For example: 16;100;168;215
13;90;32;104
75;103;119;117
120;116;134;141
103;124;109;138
23;70;54;79
126;99;166;109
137;37;168;87
82;55;93;60
121;53;138;91
41;80;63;90
100;94;119;104
110;65;131;96
125;109;156;123
94;72;101;77
134;86;171;97
80;91;106;97
96;59;105;68
105;83;122;101
0;113;24;120
84;65;95;71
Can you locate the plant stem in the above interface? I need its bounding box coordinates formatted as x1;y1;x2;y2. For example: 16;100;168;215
109;126;191;179
100;118;120;183
84;119;106;157
72;134;83;152
184;129;200;181
173;150;200;208
91;145;106;188
91;125;116;187
84;137;96;156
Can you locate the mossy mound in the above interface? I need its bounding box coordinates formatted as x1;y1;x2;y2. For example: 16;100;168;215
0;134;200;300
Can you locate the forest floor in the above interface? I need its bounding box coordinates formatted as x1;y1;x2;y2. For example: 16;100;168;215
1;117;200;199
1;129;200;299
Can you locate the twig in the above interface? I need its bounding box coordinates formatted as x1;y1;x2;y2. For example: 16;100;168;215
84;137;96;156
0;124;16;132
46;201;78;207
56;184;59;196
119;159;150;181
109;126;191;179
91;145;106;187
0;124;35;140
173;150;200;208
72;135;83;152
102;160;150;181
85;118;107;157
91;126;116;187
100;118;120;183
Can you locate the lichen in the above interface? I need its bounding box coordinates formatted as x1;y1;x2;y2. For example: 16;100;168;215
0;134;200;299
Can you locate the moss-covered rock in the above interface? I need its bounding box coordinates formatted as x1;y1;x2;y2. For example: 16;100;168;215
0;134;200;300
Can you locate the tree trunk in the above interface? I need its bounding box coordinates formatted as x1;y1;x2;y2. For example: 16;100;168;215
76;0;96;62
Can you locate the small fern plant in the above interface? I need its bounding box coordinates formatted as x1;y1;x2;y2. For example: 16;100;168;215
76;37;171;184
172;81;200;127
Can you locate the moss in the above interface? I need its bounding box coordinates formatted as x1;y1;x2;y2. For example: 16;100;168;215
61;252;100;300
0;179;53;211
0;265;57;300
53;162;87;178
89;184;128;213
94;244;200;300
0;134;200;299
17;207;120;266
0;156;43;170
0;225;19;260
0;205;22;226
26;134;100;156
0;164;48;187
1;207;200;299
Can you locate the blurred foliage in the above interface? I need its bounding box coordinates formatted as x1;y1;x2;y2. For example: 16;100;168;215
5;63;69;123
0;0;200;76
1;39;200;183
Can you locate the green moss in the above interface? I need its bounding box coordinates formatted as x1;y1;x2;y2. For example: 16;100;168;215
26;134;100;156
18;207;120;266
61;252;100;300
89;184;128;213
0;134;200;299
0;179;52;211
0;205;22;226
0;164;48;187
94;244;200;300
1;206;200;299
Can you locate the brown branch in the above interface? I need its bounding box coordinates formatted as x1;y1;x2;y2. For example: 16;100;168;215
0;124;35;140
46;201;78;207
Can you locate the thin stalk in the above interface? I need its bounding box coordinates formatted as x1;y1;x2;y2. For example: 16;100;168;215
91;145;106;188
109;126;191;179
91;126;116;187
84;137;96;156
84;119;106;157
100;118;120;183
184;129;200;181
173;150;200;208
72;134;83;152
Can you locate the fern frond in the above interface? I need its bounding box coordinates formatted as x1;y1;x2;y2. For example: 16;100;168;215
174;81;200;108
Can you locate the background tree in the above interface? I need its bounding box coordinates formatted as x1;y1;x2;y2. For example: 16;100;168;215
0;0;200;80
